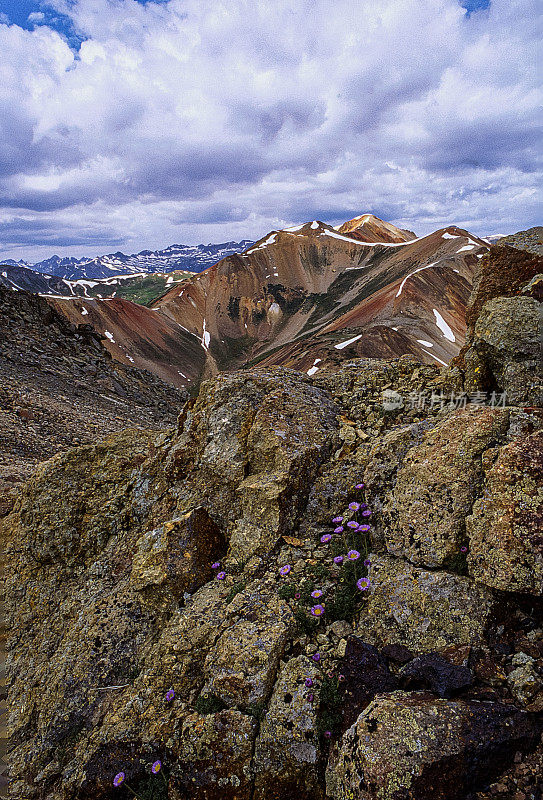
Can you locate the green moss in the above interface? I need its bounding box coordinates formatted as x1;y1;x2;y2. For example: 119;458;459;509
226;580;248;603
194;693;227;714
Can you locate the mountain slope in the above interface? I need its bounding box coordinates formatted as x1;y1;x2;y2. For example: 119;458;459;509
337;213;416;243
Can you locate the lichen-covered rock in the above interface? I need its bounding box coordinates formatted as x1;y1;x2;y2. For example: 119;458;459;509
356;555;498;653
507;653;543;712
325;692;540;800
387;406;509;568
467;430;543;595
253;656;322;800
130;507;225;606
170;710;257;800
202;584;296;709
469;296;542;406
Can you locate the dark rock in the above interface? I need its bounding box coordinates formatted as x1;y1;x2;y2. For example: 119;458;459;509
340;636;398;729
398;652;473;697
381;643;414;665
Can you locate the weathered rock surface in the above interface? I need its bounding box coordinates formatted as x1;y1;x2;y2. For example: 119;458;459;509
467;430;543;595
356;555;499;653
253;656;322;800
397;652;473;697
386;406;509;568
326;692;540;800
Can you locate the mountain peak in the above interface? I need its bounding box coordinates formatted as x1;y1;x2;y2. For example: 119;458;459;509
338;214;416;244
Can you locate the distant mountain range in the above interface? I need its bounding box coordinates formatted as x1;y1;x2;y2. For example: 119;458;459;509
1;240;255;280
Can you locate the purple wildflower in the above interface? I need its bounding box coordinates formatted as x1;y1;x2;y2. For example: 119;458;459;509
151;761;162;774
305;678;313;687
347;520;358;529
362;509;371;518
113;773;125;788
294;592;301;600
311;604;325;617
334;526;344;534
320;534;332;544
355;483;365;489
460;546;468;553
311;589;323;599
333;555;344;565
347;550;360;561
338;674;345;682
312;653;321;662
332;516;343;524
279;564;292;577
165;688;175;702
363;558;371;567
360;502;368;509
211;561;220;569
308;693;314;702
216;571;226;580
357;577;371;591
324;730;332;738
358;524;371;533
348;502;360;511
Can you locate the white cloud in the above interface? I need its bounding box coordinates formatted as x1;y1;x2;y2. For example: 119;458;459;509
0;0;540;261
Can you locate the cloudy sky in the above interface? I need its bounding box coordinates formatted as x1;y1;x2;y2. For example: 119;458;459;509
0;0;540;262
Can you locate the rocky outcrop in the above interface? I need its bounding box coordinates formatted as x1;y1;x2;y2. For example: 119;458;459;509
4;233;543;800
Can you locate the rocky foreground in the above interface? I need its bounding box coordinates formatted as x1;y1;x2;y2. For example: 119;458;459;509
2;240;542;799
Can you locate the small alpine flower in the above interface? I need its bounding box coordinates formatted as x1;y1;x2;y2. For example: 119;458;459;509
311;589;323;599
294;592;301;600
333;526;344;534
357;524;371;533
216;571;226;580
324;730;332;738
347;550;360;561
279;564;292;577
348;502;360;511
355;483;365;489
363;558;371;567
347;520;358;529
332;516;343;524
311;604;325;617
165;688;175;702
460;546;468;553
338;674;345;682
211;561;221;569
333;555;344;565
305;677;314;687
357;577;371;591
151;761;162;774
308;693;314;702
312;652;321;662
113;772;125;788
362;509;371;518
320;534;332;544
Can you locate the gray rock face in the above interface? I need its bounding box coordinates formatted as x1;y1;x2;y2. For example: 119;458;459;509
326;692;540;800
356;555;498;653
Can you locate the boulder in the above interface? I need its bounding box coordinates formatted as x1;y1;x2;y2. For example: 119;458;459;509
398;652;473;697
467;430;543;595
326;692;540;800
356;555;498;653
202;584;296;709
253;656;322;800
386;406;509;568
339;637;398;729
170;710;257;800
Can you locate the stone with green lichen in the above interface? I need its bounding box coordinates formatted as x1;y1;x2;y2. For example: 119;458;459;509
355;554;498;653
325;691;539;800
385;405;509;568
467;430;543;595
253;655;323;800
